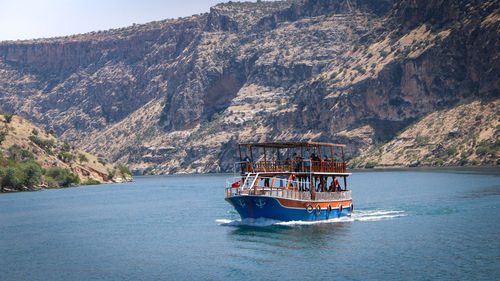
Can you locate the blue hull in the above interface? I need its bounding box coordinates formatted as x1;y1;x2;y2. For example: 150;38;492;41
226;195;352;222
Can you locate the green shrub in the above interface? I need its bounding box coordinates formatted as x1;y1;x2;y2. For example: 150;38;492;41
144;166;155;175
365;161;377;168
0;130;7;144
415;134;430;145
62;142;71;152
20;161;42;188
476;140;500;156
31;128;39;135
0;166;24;189
439;147;458;158
461;149;473;158
0;157;42;190
21;149;35;160
118;165;132;176
435;159;444;166
28;136;55;152
45;176;58;188
108;169;115;179
57;151;75;163
82;178;101;185
45;167;79;187
78;153;89;162
459;158;468;166
98;158;107;165
3;112;13;123
7;146;34;161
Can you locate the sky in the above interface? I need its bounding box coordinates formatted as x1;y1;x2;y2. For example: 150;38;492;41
0;0;228;41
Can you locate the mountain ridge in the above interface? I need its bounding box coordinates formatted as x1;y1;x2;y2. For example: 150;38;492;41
0;0;498;174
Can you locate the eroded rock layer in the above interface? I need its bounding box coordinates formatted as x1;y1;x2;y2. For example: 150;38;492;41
0;0;498;173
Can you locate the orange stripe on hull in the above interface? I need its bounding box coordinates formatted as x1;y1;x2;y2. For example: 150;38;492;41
276;198;352;209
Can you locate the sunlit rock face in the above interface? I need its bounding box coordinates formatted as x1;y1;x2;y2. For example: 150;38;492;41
0;0;498;173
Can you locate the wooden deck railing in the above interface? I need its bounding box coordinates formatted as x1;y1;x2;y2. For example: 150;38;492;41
240;160;346;174
225;186;351;201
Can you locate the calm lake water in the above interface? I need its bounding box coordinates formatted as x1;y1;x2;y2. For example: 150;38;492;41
1;168;499;280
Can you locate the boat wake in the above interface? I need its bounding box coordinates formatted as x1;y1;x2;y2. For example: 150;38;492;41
216;209;406;227
351;209;406;221
216;218;283;227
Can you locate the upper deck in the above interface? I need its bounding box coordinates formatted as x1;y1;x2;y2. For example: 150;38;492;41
238;141;347;175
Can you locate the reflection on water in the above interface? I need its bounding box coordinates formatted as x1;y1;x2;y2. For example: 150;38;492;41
457;184;500;199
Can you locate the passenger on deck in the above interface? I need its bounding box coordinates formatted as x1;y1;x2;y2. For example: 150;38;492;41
333;176;340;192
311;153;319;162
328;180;335;192
292;153;299;172
243;154;252;172
296;156;303;172
317;181;324;192
290;175;297;189
264;177;270;187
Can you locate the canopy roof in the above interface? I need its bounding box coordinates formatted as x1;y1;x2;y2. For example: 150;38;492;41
239;141;345;148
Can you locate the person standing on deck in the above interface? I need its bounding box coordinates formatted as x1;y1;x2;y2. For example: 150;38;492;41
328;180;335;192
333;176;340;192
243;154;252;172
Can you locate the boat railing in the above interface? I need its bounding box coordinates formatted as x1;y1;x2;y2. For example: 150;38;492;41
225;176;351;201
314;190;352;201
239;159;346;174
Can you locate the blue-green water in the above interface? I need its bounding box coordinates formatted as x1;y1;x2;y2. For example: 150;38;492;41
1;168;499;280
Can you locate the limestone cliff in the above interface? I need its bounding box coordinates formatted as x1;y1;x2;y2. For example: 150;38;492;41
0;0;498;174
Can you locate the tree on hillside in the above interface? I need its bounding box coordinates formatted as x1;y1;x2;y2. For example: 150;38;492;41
3;112;13;123
0;131;7;144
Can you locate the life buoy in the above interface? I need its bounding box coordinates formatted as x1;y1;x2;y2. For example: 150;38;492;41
327;204;332;213
315;204;321;215
306;204;313;213
339;204;343;214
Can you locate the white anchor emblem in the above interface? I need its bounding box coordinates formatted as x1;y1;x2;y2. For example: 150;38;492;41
237;199;246;208
255;199;266;208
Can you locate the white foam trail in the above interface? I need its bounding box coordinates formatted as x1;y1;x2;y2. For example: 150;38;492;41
351;209;406;221
215;219;234;224
216;218;281;227
277;217;353;226
354;210;404;216
217;209;406;226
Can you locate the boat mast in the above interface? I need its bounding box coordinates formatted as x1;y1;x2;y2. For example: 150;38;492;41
238;144;242;161
306;144;312;192
264;147;266;163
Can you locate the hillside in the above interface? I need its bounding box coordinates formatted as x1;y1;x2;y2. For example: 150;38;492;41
351;100;500;168
0;114;132;192
0;0;498;173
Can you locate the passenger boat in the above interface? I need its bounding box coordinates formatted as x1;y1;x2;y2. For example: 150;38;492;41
225;142;353;221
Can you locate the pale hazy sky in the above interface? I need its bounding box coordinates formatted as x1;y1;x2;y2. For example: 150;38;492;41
0;0;229;41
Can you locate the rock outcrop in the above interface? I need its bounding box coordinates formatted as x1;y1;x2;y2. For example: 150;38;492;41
0;0;498;174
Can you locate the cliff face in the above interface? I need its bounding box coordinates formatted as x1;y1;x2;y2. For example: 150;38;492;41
0;0;498;173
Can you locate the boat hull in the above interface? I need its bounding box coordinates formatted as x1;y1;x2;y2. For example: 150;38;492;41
226;195;352;221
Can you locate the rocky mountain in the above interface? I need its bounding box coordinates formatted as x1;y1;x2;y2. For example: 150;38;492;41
0;114;132;192
0;0;498;174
